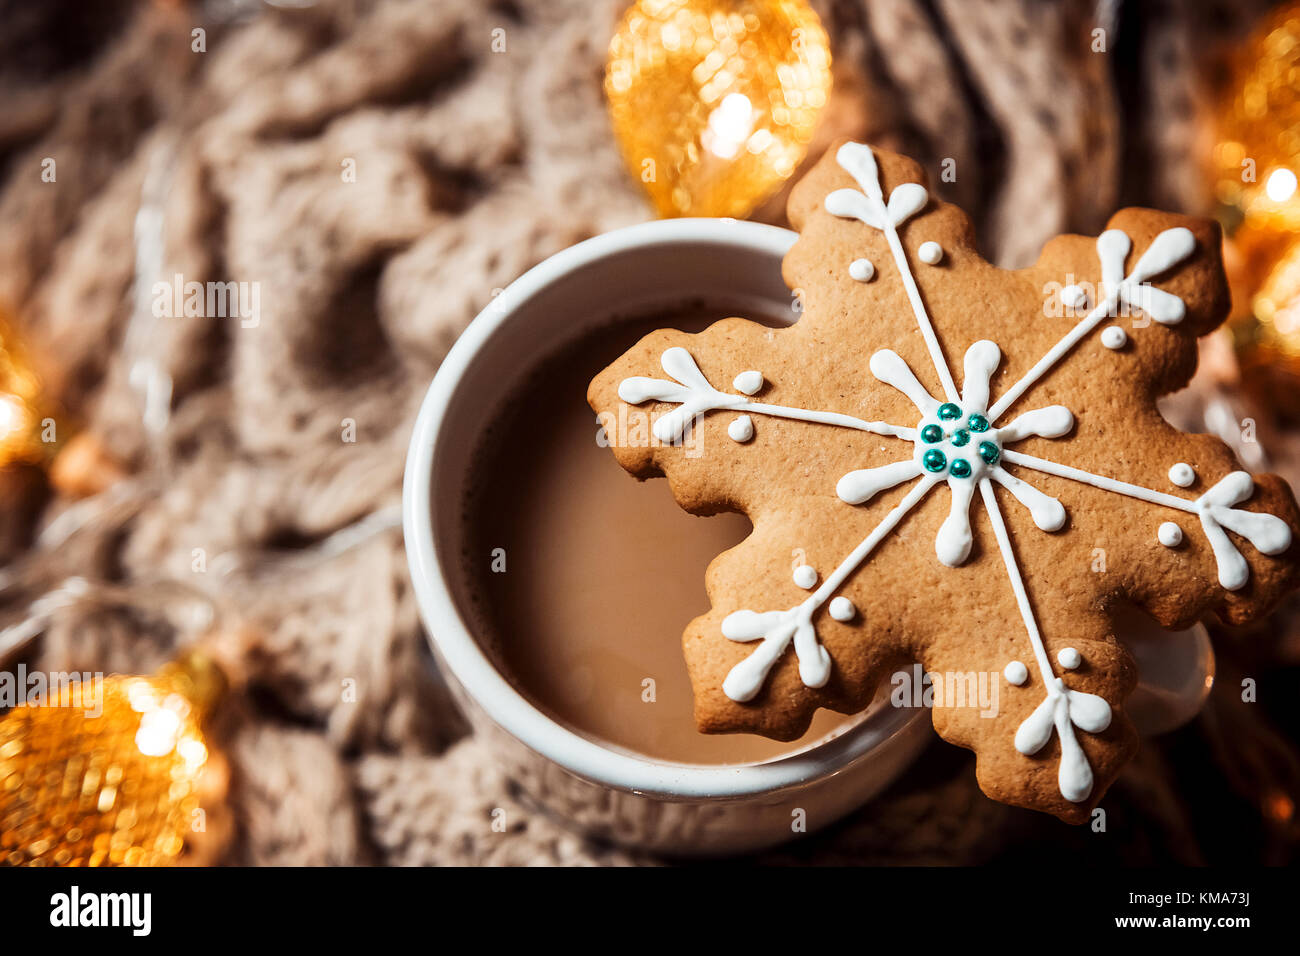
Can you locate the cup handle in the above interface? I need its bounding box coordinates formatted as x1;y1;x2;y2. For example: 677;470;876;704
1113;604;1216;736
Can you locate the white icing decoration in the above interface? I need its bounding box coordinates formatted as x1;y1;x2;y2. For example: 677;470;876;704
1001;452;1291;592
1061;285;1089;310
828;596;856;621
826;142;959;400
1100;325;1127;350
620;346;915;441
792;564;817;589
917;241;943;265
722;609;827;700
990;467;1067;532
848;258;874;282
1168;462;1195;487
1058;647;1081;670
863;341;1070;564
720;478;937;702
987;225;1196;420
1195;471;1292;590
886;183;929;224
984;479;1112;803
997;405;1074;442
733;370;763;395
870;348;941;416
1012;676;1113;803
728;415;754;443
618;347;745;444
1158;521;1183;547
936;479;977;567
961;339;1001;412
612;143;1289;805
837;459;921;505
999;449;1196;512
1100;227;1195;323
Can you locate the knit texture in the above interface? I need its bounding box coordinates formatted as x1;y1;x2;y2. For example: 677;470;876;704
1;0;1290;864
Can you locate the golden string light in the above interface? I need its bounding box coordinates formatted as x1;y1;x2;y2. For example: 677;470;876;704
1212;2;1300;390
0;315;47;467
1253;238;1300;359
0;650;223;866
606;0;832;219
1213;4;1300;231
0;312;126;499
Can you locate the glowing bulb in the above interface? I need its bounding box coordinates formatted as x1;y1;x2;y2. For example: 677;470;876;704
127;680;159;712
135;708;182;757
605;0;832;218
0;394;19;437
703;93;757;160
0;666;215;866
1266;167;1298;202
178;737;208;769
1277;303;1300;336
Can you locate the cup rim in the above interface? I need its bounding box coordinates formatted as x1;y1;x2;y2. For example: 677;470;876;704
402;217;923;800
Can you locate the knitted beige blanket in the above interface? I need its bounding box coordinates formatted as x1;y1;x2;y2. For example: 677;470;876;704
0;0;1282;864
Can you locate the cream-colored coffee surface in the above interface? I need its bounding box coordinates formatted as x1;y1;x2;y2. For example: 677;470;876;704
471;314;857;764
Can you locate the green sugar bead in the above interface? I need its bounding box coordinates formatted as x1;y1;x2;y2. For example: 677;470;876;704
950;429;970;447
920;424;944;443
978;440;1000;465
967;413;990;432
922;448;948;473
937;402;962;421
949;459;972;479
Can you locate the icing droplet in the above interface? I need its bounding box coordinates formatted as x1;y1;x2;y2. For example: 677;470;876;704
792;564;817;589
922;449;948;473
837;460;923;505
991;465;1067;532
998;405;1075;442
937;402;961;421
1168;462;1195;487
950;459;972;479
732;370;763;395
978;440;1000;465
1061;284;1089;310
848;258;874;282
1004;661;1028;686
1100;325;1127;350
920;424;943;443
828;596;856;621
967;413;989;433
1158;521;1183;547
727;415;754;442
1195;471;1292;590
1058;647;1081;670
917;241;943;265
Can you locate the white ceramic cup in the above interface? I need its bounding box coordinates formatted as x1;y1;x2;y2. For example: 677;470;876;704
403;218;1213;855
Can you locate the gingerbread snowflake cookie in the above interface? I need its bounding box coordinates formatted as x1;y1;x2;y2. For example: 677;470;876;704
588;142;1300;820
